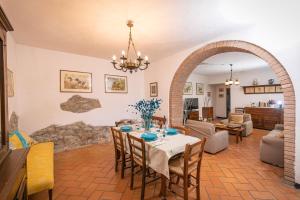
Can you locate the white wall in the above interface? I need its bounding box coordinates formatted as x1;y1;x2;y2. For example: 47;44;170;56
7;33;19;117
204;67;284;112
9;44;144;133
144;30;300;183
183;74;212;118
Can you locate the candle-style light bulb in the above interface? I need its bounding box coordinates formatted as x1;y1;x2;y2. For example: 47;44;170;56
112;55;116;61
145;56;148;61
121;50;125;56
137;51;141;57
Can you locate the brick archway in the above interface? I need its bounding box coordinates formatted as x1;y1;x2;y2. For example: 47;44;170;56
169;40;295;183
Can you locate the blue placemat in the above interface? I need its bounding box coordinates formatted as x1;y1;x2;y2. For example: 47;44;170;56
120;125;132;132
141;133;158;142
166;128;177;135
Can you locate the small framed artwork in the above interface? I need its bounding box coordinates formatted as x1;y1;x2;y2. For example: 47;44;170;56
265;86;276;93
60;70;92;93
276;85;283;93
219;88;224;92
150;82;158;97
207;92;211;97
219;93;224;98
196;83;204;95
105;74;128;93
7;69;14;97
244;87;254;94
183;82;193;95
254;86;264;94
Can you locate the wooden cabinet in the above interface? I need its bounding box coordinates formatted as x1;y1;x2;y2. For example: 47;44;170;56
202;107;213;119
0;148;29;200
244;107;283;130
188;111;199;120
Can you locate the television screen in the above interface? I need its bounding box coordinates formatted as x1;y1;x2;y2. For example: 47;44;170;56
184;98;199;110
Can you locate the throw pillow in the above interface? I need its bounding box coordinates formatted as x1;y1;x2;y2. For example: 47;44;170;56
230;114;244;124
19;130;37;146
276;131;284;138
9;130;29;149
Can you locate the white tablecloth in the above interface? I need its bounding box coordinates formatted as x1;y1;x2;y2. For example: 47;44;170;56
116;127;200;179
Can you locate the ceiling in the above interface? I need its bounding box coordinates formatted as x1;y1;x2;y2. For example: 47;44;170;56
1;0;299;61
192;52;268;75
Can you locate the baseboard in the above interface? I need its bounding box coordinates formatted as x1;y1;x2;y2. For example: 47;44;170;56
295;183;300;189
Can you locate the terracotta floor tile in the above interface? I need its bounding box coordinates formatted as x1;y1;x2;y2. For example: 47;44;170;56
29;129;300;200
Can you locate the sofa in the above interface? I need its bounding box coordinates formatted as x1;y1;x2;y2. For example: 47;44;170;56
185;120;229;154
221;113;253;137
9;130;54;200
260;124;284;167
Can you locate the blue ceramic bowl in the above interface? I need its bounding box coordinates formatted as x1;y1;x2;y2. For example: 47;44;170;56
120;125;132;132
166;128;177;135
141;133;157;142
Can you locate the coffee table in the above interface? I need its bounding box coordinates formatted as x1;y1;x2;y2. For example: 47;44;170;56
214;123;244;144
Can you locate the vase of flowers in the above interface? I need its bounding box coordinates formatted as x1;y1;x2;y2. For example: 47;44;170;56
130;99;162;131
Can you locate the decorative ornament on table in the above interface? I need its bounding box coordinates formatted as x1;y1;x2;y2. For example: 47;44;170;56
252;79;258;86
129;99;162;131
268;79;275;85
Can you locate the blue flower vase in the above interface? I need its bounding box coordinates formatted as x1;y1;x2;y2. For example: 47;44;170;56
143;117;152;131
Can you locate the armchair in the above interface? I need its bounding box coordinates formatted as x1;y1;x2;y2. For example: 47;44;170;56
185;120;228;154
221;113;253;137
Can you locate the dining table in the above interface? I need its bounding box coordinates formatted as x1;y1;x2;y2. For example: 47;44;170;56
116;124;200;198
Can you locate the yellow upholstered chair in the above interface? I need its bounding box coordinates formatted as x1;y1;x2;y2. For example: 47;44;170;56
27;142;54;200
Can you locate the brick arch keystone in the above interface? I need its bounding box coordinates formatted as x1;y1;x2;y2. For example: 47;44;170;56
169;40;296;183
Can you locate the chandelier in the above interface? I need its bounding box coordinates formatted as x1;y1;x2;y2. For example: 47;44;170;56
111;20;150;73
225;64;240;86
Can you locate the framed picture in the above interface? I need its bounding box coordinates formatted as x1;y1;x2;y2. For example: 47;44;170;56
245;87;255;94
183;82;193;95
219;93;224;98
7;69;14;97
276;85;283;93
219;88;224;92
207;92;211;97
150;82;158;97
105;74;128;93
60;70;92;93
196;83;204;95
265;86;276;93
254;86;264;94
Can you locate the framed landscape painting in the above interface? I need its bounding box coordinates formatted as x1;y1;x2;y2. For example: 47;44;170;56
150;82;158;97
60;70;92;93
183;82;193;95
105;74;128;93
196;83;204;95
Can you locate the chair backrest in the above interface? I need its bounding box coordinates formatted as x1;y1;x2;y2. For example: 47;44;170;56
115;119;135;127
171;125;189;135
127;133;146;167
152;116;167;128
229;113;252;123
185;120;215;136
183;137;207;175
111;128;125;154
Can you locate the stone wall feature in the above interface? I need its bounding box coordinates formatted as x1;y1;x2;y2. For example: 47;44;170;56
60;95;101;113
31;121;111;152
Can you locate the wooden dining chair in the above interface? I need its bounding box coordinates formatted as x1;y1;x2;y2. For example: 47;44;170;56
171;125;190;135
168;138;207;200
115;119;135;127
152;115;167;128
126;133;159;200
111;128;131;178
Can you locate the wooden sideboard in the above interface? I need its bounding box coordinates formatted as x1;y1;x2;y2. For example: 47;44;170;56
202;107;213;119
244;107;283;130
0;148;29;200
188;111;199;120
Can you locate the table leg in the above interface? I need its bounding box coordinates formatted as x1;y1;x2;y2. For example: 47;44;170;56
235;131;239;144
240;131;243;142
159;174;167;199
